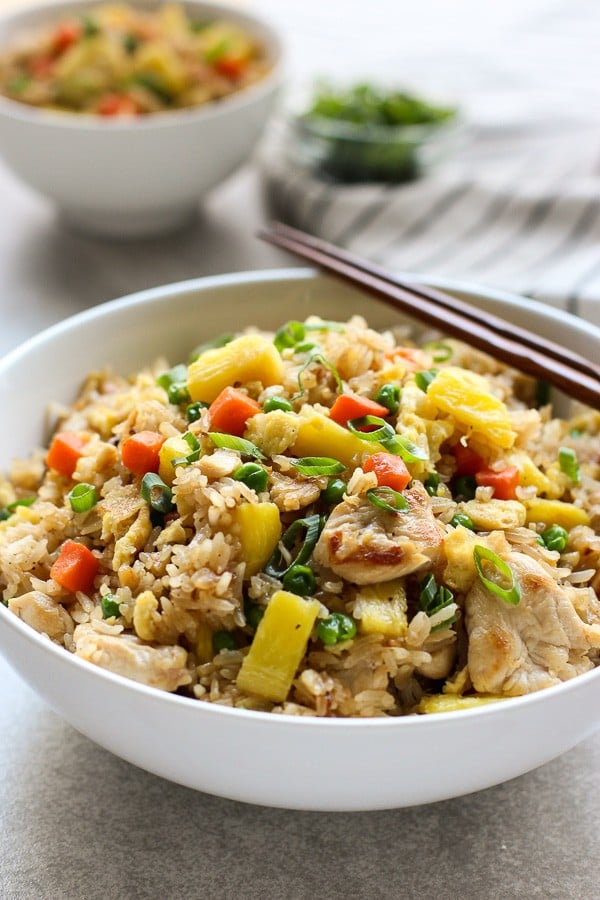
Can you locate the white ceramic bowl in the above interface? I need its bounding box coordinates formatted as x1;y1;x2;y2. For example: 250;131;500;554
0;1;284;237
0;268;599;811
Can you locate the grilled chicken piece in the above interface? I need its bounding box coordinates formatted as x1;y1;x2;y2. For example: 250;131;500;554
8;590;73;642
465;551;600;695
313;482;444;584
73;623;191;692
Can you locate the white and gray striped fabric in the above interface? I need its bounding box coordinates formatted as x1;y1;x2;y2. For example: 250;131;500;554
257;0;600;325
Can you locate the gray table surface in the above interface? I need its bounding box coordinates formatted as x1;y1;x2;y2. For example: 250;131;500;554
1;2;599;897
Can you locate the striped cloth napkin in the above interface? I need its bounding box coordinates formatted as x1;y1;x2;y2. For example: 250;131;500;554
257;2;600;326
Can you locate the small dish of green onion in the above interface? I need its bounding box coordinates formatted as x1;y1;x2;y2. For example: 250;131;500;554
292;83;459;183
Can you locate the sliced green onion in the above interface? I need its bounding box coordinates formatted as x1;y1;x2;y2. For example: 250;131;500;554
292;456;345;476
233;462;268;493
282;564;316;596
204;37;231;63
171;431;201;468
208;433;265;459
7;74;31;93
453;475;476;501
415;368;439;392
473;546;521;606
541;524;568;552
424;472;440;496
186;400;209;422
133;73;173;103
123;32;140;54
101;594;120;619
558;447;580;484
263;396;293;413
274;320;306;352
347;415;396;443
450;512;474;530
295;352;343;398
374;383;401;415
384;433;429;463
294;341;320;354
81;15;100;38
418;574;456;631
141;473;174;514
8;497;36;511
317;612;357;645
157;363;187;394
265;513;324;578
189;333;234;363
67;483;97;513
321;478;346;506
367;486;410;514
424;341;453;363
213;630;237;652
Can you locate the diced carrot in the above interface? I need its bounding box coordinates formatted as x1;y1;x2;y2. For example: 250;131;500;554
364;452;411;491
329;393;389;428
46;432;89;478
50;540;99;595
208;387;261;437
98;93;141;117
452;442;485;476
215;56;248;79
121;430;165;476
52;21;82;55
475;466;520;500
384;347;431;369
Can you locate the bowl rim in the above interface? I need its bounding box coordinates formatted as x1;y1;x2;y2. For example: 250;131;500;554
0;0;286;131
1;265;599;729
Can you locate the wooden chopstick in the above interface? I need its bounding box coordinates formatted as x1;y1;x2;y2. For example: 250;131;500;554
258;222;600;412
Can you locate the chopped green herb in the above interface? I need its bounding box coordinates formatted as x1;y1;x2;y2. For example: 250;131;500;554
208;433;265;459
294;351;343;398
418;574;457;631
274;320;306;352
265;514;324;579
101;594;120;619
415;368;439;392
473;546;521;606
374;383;401;414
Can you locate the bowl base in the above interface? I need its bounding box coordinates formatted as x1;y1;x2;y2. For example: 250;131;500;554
58;203;198;239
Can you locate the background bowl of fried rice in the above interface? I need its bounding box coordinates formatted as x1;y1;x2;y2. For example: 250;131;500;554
0;267;599;811
0;0;284;237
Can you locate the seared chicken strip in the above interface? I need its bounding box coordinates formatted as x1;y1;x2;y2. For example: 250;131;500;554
73;623;191;692
8;590;74;642
465;551;600;695
314;482;444;584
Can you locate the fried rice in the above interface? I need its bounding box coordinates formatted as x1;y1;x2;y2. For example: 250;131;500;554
1;314;599;717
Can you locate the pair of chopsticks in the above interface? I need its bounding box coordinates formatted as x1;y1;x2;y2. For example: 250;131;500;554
258;221;600;411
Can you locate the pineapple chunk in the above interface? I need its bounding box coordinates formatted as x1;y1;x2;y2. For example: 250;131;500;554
427;366;516;450
237;590;320;702
418;694;506;714
235;501;282;577
132;43;188;95
353;578;407;637
291;407;384;468
187;335;284;404
507;450;553;496
158;435;193;485
524;498;590;529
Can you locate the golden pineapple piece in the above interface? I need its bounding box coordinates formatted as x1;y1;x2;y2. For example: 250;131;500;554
235;501;282;577
158;435;193;486
187;335;284;404
418;694;506;714
427;366;516;450
237;590;320;702
353;578;408;637
291;407;384;469
524;498;590;529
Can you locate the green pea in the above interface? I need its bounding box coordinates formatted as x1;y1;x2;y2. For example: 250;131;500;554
317;612;357;645
424;472;440;496
263;396;294;413
167;382;191;405
374;383;401;415
282;564;316;596
450;512;474;530
186;401;209;422
233;462;268;493
321;477;347;506
213;631;237;652
541;524;568;552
